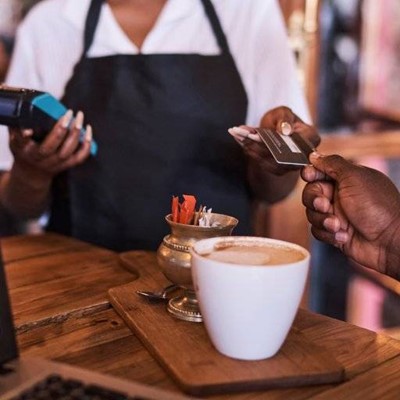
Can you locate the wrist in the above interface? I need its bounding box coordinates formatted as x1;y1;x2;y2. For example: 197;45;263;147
0;161;53;218
11;160;53;189
247;157;299;203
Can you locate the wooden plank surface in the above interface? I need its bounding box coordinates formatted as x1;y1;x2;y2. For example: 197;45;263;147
3;233;137;332
18;307;180;394
109;297;345;396
116;252;400;384
109;279;344;395
12;241;400;399
308;356;400;400
294;310;400;379
18;304;400;400
2;232;104;263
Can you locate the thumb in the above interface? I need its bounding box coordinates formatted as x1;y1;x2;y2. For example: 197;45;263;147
309;152;353;181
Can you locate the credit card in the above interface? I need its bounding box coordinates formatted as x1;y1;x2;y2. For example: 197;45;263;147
256;128;315;166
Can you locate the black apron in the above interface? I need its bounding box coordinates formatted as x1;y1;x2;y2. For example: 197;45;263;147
48;0;250;251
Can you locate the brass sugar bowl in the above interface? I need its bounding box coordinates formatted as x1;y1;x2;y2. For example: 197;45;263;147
157;213;238;322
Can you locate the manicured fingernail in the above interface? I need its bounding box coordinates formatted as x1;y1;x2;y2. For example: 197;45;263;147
85;124;92;142
74;111;84;130
247;133;261;142
228;128;244;141
22;129;33;138
61;110;73;128
280;121;292;136
229;126;250;137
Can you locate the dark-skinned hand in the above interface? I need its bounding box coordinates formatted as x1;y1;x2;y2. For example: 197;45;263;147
301;152;400;279
9;109;92;179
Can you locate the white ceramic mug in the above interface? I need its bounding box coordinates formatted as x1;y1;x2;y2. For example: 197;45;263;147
190;236;310;361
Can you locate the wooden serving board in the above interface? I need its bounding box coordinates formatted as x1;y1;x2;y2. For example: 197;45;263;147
109;251;344;396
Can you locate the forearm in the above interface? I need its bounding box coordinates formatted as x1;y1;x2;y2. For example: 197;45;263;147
0;162;52;219
247;159;299;204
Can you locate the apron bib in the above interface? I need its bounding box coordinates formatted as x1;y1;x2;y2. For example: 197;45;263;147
48;0;250;251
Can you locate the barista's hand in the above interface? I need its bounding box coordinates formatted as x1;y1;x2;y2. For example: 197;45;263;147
228;106;319;203
301;152;400;279
228;106;320;176
9;110;92;178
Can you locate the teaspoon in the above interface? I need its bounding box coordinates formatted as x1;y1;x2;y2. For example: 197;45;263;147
136;284;179;301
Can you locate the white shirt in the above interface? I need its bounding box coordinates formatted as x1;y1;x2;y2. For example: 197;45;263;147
0;0;309;169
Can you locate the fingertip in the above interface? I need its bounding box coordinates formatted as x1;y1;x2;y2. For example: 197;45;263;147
323;216;341;232
335;231;349;243
61;110;73;129
238;124;257;134
85;124;93;142
280;121;292;136
302;164;327;182
229;126;249;137
247;133;262;142
301;165;315;182
74;111;84;130
309;151;322;163
22;129;34;138
228;127;245;142
313;196;330;213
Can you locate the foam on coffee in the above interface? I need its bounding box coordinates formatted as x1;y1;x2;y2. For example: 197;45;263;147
204;242;304;265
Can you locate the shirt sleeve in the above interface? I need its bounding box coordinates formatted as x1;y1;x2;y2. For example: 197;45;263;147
0;127;12;171
252;1;311;124
6;17;43;89
0;0;82;170
0;14;43;171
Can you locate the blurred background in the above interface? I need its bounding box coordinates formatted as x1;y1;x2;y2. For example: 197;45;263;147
275;0;400;340
0;0;42;81
1;0;399;337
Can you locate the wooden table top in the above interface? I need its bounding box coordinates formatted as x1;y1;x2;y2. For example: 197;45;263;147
3;233;136;332
5;233;400;399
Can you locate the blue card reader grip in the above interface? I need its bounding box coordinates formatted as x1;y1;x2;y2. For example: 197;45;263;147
32;93;98;156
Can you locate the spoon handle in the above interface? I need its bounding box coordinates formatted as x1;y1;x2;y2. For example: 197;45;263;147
163;284;180;295
136;284;180;301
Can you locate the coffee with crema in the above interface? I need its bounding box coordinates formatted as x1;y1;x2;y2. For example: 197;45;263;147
204;243;305;265
191;236;310;360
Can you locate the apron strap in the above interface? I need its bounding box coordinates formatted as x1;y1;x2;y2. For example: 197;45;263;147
82;0;104;57
200;0;231;54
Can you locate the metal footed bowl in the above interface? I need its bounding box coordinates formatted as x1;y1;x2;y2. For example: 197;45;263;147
157;213;238;322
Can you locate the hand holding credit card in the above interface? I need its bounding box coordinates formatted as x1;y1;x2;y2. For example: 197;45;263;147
228;124;316;166
256;128;316;166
